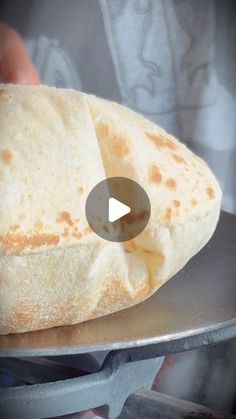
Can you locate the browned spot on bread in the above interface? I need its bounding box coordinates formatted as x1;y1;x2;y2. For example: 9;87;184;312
148;164;162;184
165;208;172;222
78;186;84;195
113;135;130;157
1;233;60;253
1;149;12;165
191;199;198;207
165;178;177;191
172;154;186;165
10;224;20;232
62;228;69;238
13;312;33;327
146;132;177;150
57;211;74;227
97;122;109;138
72;232;82;239
206;187;215;200
173;200;181;208
130;241;137;250
10;302;42;329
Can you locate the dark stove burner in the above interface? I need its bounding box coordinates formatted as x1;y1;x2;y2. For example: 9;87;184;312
0;356;89;386
0;373;23;388
0;341;235;419
0;349;164;418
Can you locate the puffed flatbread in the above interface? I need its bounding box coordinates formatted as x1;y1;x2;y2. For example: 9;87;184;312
0;85;221;334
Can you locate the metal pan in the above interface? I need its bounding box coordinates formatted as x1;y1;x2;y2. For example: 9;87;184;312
0;211;235;357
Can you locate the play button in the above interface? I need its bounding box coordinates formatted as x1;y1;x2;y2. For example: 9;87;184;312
108;198;131;222
85;177;151;242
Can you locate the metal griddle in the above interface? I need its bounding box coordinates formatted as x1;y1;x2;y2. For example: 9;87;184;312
0;211;235;358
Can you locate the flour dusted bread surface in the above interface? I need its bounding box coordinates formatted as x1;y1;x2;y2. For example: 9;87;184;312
0;85;105;254
88;95;222;281
0;85;221;334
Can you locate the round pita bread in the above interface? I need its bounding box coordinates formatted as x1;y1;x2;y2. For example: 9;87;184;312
0;85;221;334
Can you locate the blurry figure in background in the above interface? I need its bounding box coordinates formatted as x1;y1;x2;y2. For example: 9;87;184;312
0;0;235;417
0;22;40;84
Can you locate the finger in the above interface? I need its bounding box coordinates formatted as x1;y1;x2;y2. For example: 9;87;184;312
0;22;41;84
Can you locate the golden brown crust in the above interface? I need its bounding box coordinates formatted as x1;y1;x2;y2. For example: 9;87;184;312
0;85;222;334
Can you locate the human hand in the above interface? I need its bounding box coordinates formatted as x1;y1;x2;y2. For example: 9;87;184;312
0;22;40;84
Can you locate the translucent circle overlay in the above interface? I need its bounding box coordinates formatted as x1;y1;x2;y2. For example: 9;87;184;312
85;177;151;242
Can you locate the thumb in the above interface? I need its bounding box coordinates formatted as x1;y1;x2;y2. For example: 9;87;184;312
0;22;41;84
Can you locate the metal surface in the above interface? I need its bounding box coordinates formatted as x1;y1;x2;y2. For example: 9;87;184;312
0;352;164;419
119;389;235;419
0;211;235;357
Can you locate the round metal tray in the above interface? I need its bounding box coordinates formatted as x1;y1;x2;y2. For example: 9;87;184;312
0;211;235;357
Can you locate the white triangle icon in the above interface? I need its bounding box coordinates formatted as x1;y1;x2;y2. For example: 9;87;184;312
108;197;131;223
